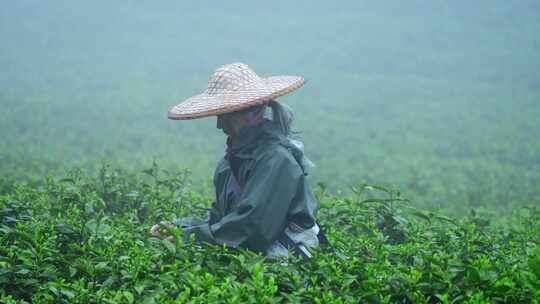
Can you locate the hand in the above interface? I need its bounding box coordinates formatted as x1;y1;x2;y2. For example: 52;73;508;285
150;221;177;239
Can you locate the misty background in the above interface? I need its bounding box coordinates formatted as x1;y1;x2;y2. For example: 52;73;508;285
1;0;539;213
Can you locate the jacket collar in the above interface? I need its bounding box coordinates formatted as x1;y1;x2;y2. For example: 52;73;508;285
226;119;282;157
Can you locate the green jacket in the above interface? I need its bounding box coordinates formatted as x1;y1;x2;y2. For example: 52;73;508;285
181;119;318;253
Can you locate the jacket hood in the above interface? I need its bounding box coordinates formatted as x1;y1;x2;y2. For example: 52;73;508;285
227;119;314;174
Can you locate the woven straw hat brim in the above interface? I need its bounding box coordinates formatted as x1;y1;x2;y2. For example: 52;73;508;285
168;75;305;120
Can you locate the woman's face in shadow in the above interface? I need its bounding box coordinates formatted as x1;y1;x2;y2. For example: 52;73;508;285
216;105;265;137
217;114;238;136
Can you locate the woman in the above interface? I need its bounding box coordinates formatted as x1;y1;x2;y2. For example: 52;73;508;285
151;63;323;258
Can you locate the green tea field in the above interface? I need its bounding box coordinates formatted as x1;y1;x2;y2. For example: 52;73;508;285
1;1;539;302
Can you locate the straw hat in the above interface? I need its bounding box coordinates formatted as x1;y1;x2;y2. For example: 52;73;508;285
168;63;305;120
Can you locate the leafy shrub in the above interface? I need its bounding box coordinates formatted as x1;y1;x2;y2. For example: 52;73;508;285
1;165;539;303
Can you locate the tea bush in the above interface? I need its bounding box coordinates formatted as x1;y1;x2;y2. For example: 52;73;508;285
1;165;539;303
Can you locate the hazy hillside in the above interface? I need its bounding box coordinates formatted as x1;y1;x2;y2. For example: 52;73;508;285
1;0;539;212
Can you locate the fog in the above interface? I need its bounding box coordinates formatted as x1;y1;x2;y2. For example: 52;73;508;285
1;0;539;211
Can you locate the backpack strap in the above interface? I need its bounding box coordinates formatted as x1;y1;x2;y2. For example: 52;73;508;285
277;233;311;260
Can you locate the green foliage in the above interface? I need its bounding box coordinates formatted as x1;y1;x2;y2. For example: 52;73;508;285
1;165;539;303
1;2;539;302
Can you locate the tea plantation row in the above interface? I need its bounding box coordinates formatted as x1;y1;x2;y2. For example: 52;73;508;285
1;166;539;303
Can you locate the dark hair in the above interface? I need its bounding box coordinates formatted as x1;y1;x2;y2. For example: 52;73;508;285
268;99;294;136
